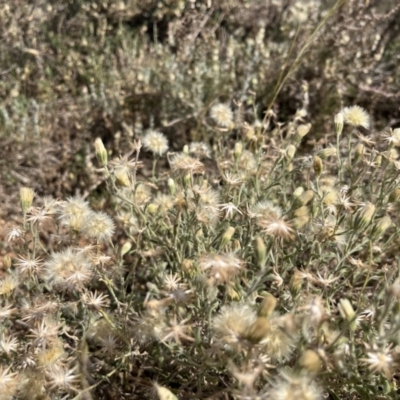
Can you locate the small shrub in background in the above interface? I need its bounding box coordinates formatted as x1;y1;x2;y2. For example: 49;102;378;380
2;1;400;399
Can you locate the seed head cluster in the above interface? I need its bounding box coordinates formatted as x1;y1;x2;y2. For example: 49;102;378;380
4;89;400;399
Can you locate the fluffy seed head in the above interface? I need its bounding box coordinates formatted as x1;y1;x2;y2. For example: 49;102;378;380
59;197;92;231
83;211;115;243
189;142;211;158
210;103;234;128
343;105;370;129
142;130;169;156
199;253;244;282
260;315;296;361
169;153;204;176
260;217;295;240
0;366;19;399
44;248;93;292
213;304;257;348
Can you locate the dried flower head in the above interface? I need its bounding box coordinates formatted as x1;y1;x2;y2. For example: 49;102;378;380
0;366;19;399
46;365;79;393
169;153;204;176
267;371;321;400
82;290;109;310
142;130;169;156
59;196;92;231
260;315;295;361
0;276;18;297
189;142;211;158
15;255;43;278
82;211;115;243
199;253;244;282
361;345;394;379
0;334;19;356
44;248;93;292
342;105;370;129
249;201;282;220
213;303;257;348
160;315;194;345
260;217;295;240
210;103;234;128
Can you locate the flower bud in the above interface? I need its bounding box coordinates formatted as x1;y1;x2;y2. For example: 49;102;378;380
181;259;194;272
290;269;303;296
245;317;270;344
388;188;400;203
370;215;391;240
94;138;108;166
20;187;35;213
220;226;235;248
155;384;178;400
313;156;323;177
121;242;132;257
354;143;365;163
293;123;311;142
338;298;356;331
286;145;296;162
234;142;243;160
292;215;310;229
334;111;344;137
300;190;314;206
298;349;322;374
293;186;304;197
255;236;267;269
232;239;241;252
168;178;176;195
147;203;159;215
317;147;337;160
3;255;12;269
114;168;130;187
353;202;375;232
258;293;277;317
